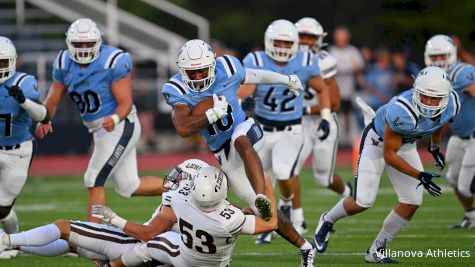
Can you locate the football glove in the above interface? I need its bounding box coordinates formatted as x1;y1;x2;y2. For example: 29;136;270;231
205;94;228;124
427;143;445;172
417;172;442;197
91;205;127;229
317;119;330;141
6;85;26;104
287;75;302;96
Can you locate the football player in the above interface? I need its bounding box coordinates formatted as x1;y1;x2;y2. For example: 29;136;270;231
238;19;332;242
102;166;292;267
425;34;475;228
162;39;316;254
289;17;352;234
314;66;459;263
34;18;165;223
0;159;208;262
0;36;50;256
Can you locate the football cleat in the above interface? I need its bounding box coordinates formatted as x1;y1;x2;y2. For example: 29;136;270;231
300;243;316;267
313;212;334;253
365;247;399;264
278;200;291;220
255;194;273;221
255;231;277;245
449;216;475;229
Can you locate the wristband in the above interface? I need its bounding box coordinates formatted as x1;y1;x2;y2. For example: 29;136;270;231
111;114;121;126
110;216;127;230
205;108;219;124
321;108;331;121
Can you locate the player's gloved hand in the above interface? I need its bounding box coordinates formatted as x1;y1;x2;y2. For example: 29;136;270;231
205;94;228;124
317;119;330;141
427;143;445;172
6;85;26;104
417;172;442;197
91;205;127;229
287;75;302;96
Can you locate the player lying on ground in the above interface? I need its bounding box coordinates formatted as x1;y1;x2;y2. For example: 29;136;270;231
0;161;316;266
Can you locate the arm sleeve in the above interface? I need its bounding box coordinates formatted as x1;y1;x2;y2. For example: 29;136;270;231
239;215;256;235
244;68;289;85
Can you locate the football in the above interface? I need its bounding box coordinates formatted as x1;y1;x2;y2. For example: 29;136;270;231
191;97;214;115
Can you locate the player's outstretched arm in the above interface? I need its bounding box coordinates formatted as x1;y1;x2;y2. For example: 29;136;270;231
7;85;50;123
91;204;176;241
243;68;302;96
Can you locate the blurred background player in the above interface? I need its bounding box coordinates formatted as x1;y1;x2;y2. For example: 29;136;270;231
34;18;165;223
0;36;50;258
239;19;332;243
162;38;315;255
425;34;475;228
329;26;365;147
291;17;352;234
314;66;459;263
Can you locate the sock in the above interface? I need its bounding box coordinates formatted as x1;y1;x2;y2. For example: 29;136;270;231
369;210;408;252
8;224;60;246
77;247;108;261
0;210;19;234
299;240;313;250
291;208;304;224
465;209;475;220
278;195;293;211
20;240;70;256
341;184;351;198
325;198;348;224
280;194;294;202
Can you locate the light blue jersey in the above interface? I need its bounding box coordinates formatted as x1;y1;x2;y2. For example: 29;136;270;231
162;55;247;152
0;72;39;146
242;51;319;125
447;61;475;138
373;89;460;143
52;45;132;122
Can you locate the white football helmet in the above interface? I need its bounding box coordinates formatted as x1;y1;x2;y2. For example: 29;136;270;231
264;19;299;62
191;166;228;212
66;18;102;64
412;66;452;118
424;34;456;71
177;39;216;92
163;159;209;190
0;36;17;84
295;17;327;52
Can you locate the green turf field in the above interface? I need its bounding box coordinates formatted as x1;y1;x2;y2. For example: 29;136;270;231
1;165;474;266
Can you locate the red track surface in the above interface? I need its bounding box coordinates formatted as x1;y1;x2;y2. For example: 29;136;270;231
29;149;434;176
